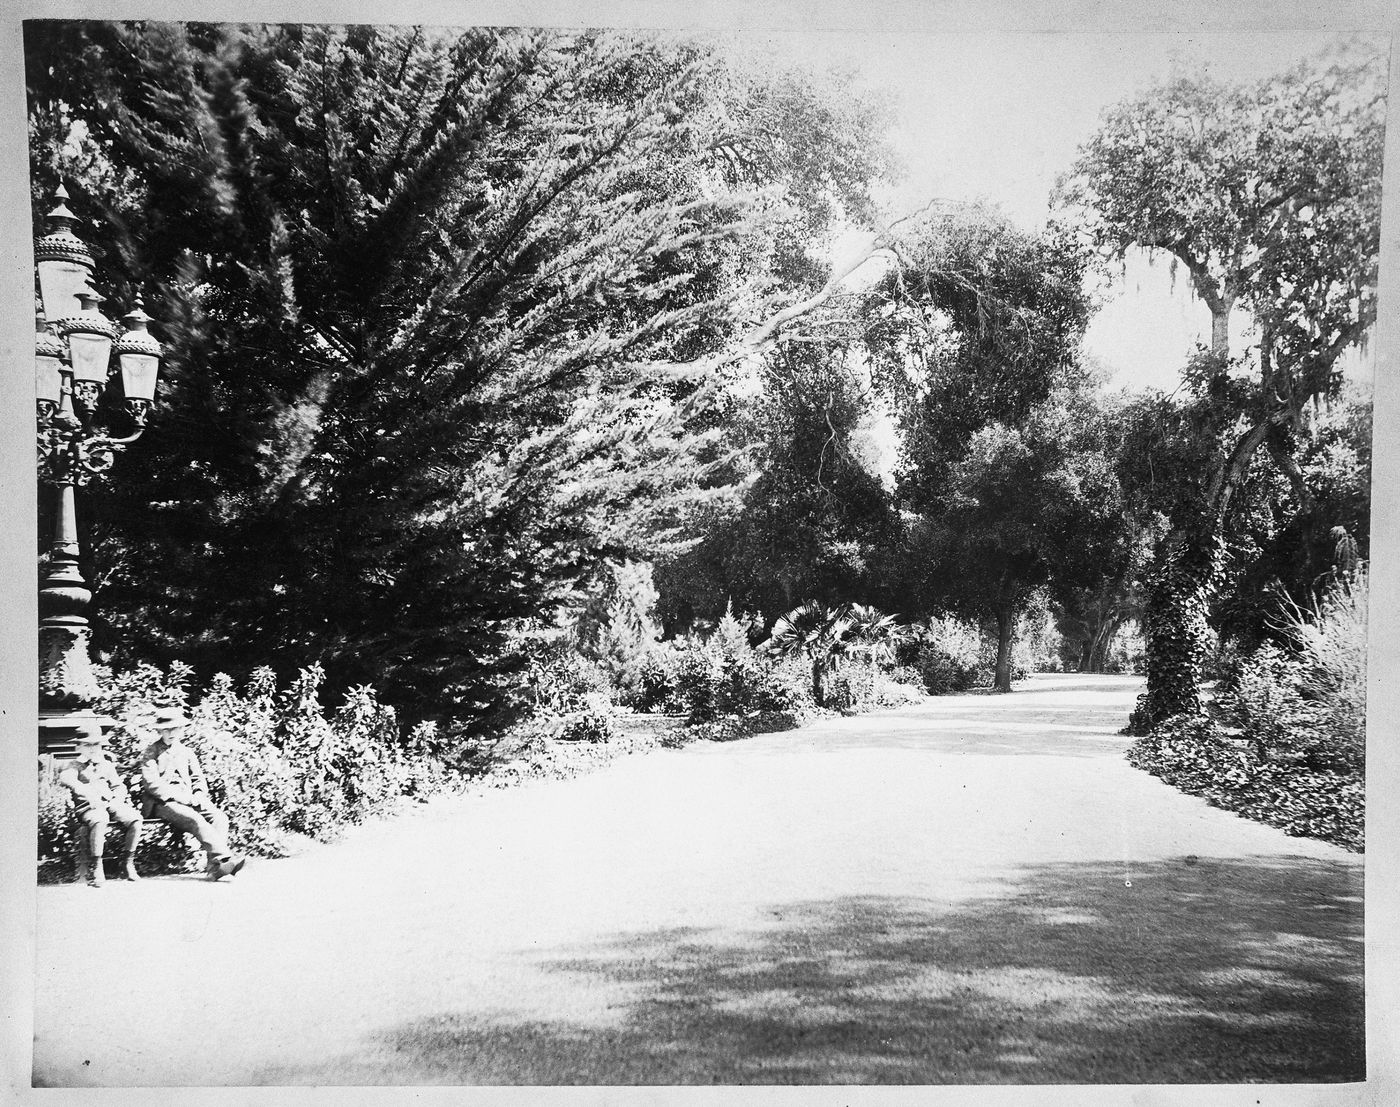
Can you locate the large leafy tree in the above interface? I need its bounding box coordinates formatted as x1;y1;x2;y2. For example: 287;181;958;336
26;21;893;734
1211;392;1373;649
1057;47;1383;727
904;389;1130;691
1049;391;1161;673
865;208;1104;691
654;342;901;631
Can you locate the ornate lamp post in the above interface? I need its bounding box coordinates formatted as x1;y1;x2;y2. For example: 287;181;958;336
34;185;162;757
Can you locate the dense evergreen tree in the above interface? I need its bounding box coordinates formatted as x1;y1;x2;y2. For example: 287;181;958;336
26;22;893;734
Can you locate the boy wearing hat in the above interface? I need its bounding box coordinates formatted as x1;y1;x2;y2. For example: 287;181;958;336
57;722;143;887
139;709;246;880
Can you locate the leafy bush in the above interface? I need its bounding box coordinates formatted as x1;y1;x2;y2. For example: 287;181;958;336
900;616;988;694
1127;715;1363;851
910;643;968;695
686;715;753;742
39;661;458;877
556;710;617;744
1014;592;1061;674
674;631;801;724
629;652;683;714
766;656;818;717
1217;644;1331;763
826;659;926;711
524;643;613;716
1213;567;1367;774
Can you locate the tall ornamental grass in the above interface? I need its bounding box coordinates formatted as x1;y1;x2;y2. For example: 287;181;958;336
1275;566;1367;765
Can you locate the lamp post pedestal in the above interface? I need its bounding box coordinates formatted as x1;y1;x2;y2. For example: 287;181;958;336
39;709;114;760
38;486;111;757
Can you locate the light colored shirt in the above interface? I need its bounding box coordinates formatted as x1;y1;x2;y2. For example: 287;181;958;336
57;755;124;810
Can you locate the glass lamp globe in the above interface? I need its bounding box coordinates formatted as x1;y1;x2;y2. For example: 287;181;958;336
34;187;96;322
60;291;116;385
114;303;162;403
35;316;64;405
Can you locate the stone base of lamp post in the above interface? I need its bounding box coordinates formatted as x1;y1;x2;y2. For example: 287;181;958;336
38;623;103;702
38;707;115;760
38;623;109;759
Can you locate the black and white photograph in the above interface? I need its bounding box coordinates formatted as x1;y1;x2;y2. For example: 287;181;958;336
2;0;1397;1098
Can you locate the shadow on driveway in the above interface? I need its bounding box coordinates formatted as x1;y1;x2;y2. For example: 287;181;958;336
275;854;1363;1085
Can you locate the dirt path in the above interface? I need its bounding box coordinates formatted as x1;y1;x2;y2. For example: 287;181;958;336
33;673;1363;1086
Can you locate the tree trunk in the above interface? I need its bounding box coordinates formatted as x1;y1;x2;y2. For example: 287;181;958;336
1079;605;1110;673
1130;529;1217;733
1086;613;1125;673
1210;307;1231;358
1136;409;1279;732
811;654;825;707
1133;297;1246;732
993;605;1014;693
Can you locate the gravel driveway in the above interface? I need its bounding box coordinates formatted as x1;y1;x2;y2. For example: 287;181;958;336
33;673;1364;1086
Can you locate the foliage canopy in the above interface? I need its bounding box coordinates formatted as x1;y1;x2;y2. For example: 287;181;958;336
27;21;895;734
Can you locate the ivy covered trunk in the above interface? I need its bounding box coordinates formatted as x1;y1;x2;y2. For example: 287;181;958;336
1128;529;1220;734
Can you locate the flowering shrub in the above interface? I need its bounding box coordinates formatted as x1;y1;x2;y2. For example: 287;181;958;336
38;661;458;879
900;616;988;694
524;643;612;716
674;611;805;725
628;652;683;713
556;710;617;744
826;659;927;711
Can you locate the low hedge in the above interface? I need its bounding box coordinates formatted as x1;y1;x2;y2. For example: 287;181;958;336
1127;715;1363;852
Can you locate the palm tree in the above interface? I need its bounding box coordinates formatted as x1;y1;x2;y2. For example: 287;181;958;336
845;604;902;668
767;602;854;706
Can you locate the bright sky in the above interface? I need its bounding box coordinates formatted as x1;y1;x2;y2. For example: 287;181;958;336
751;29;1385;394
